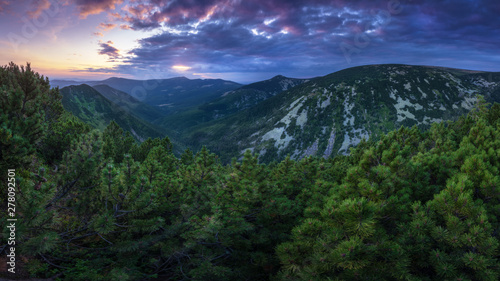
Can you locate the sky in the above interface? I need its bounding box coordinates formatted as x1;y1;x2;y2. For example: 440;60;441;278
0;0;499;84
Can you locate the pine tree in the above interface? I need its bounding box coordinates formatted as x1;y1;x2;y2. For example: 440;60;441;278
130;136;173;162
102;121;135;163
276;102;500;280
0;62;63;184
38;112;91;164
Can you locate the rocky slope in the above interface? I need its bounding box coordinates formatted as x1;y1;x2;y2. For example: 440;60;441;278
180;64;500;162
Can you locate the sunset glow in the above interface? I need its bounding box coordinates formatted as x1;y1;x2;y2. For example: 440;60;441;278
171;65;192;71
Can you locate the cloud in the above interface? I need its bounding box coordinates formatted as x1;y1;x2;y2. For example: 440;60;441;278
96;0;500;80
74;0;123;19
120;24;132;30
98;40;120;59
69;66;120;73
117;0;403;32
93;31;103;37
98;22;117;31
0;0;11;13
117;0;379;75
27;0;51;19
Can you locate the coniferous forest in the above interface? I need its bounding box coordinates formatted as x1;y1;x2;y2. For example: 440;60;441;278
1;63;500;280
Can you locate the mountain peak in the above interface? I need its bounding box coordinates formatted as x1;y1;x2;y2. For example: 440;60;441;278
271;75;287;80
102;77;134;82
169;76;189;80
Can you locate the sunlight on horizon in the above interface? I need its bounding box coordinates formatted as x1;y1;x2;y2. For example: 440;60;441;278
172;65;192;71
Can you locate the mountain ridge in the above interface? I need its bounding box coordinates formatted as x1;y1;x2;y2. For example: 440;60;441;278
154;74;311;133
91;84;164;122
59;84;166;142
175;64;500;162
52;76;242;115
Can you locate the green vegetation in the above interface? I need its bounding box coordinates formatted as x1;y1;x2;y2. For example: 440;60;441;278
77;76;242;115
92;84;165;123
1;63;499;280
154;75;309;134
60;84;166;142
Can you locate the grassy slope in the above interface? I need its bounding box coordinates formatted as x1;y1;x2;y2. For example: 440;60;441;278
92;84;165;123
60;84;166;141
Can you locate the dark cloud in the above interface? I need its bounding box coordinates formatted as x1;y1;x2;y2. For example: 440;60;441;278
98;40;120;59
116;1;389;74
103;0;500;82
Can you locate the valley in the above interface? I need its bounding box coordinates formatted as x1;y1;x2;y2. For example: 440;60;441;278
56;64;500;163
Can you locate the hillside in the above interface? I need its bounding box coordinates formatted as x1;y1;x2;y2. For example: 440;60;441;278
155;75;311;132
53;77;242;114
60;84;165;141
180;64;500;162
92;84;164;122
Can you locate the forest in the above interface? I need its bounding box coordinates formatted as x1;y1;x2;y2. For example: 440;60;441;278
1;63;499;280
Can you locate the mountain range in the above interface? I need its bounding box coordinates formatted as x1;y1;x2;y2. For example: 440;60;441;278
153;75;311;133
167;64;500;162
91;84;164;123
56;64;500;162
52;76;241;114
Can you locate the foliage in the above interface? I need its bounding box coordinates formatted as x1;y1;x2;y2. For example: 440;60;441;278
0;62;63;178
275;102;500;280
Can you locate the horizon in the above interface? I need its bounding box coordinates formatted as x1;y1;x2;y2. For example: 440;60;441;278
47;62;500;86
1;0;500;84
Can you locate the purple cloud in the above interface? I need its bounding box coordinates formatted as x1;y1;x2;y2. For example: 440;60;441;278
0;0;11;13
98;40;120;59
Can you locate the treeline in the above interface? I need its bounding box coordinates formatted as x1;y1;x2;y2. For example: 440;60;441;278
1;63;499;280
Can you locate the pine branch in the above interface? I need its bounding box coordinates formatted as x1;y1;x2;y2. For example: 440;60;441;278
97;233;113;245
40;254;69;269
45;179;78;209
63;231;97;243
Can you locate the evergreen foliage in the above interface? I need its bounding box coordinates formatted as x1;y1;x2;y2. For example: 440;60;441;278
1;63;499;280
276;101;500;281
0;62;63;177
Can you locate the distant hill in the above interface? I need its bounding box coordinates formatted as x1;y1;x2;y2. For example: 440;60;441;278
60;84;166;142
50;79;89;88
176;64;500;163
53;77;242;114
92;84;164;123
154;75;310;133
